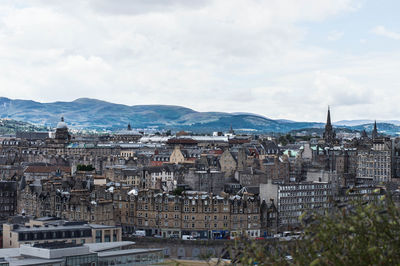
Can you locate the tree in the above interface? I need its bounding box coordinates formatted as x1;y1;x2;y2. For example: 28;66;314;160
172;187;184;196
232;195;400;265
76;164;95;171
279;135;288;146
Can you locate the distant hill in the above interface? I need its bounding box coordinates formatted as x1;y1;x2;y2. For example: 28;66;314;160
335;120;400;127
350;123;400;135
0;97;324;133
0;118;48;135
1;97;399;135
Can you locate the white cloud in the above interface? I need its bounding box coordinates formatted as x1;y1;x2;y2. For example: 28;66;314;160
1;0;400;122
327;30;344;41
371;26;400;40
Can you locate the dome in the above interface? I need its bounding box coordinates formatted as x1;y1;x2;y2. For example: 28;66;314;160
56;117;68;129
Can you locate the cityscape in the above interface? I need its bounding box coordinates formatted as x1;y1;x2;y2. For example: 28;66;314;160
1;0;400;265
1;106;399;264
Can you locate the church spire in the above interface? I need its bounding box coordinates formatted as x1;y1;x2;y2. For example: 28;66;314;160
326;106;331;126
323;106;336;145
372;120;378;139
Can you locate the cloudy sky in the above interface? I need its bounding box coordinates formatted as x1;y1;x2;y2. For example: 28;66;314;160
0;0;399;122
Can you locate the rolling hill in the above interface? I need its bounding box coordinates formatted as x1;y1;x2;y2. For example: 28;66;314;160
0;97;324;133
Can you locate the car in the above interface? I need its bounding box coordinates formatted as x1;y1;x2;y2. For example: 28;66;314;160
182;235;195;240
132;230;146;237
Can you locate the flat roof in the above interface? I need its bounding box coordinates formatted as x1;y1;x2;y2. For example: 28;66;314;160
11;224;92;232
85;241;135;252
89;224;117;229
98;248;164;258
6;258;64;266
11;223;117;233
0;248;20;258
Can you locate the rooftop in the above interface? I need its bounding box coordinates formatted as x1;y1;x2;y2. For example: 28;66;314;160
85;241;135;252
98;248;164;258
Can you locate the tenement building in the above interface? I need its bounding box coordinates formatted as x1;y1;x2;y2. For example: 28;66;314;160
0;181;17;220
134;189;276;239
357;138;392;184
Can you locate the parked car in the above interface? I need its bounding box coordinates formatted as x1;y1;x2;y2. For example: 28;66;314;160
132;230;146;237
182;235;195;240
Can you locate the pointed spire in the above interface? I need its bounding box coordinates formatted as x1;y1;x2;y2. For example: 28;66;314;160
372;120;378;139
326;106;331;126
61;116;64;122
127;123;132;131
323;105;336;145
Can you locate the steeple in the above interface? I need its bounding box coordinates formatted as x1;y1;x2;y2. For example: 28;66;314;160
372;120;378;139
229;123;234;134
326;106;332;126
323;106;336;145
127;123;132;131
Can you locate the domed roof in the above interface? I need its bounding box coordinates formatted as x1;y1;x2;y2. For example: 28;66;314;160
56;117;68;129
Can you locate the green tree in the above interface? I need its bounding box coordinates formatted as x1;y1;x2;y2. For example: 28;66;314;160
76;164;95;171
171;187;184;196
279;135;288;146
232;195;400;265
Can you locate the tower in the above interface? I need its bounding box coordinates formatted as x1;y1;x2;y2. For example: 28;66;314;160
323;106;336;145
55;117;71;143
372;120;378;140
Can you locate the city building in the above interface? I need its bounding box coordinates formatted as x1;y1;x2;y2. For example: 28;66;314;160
0;241;164;266
2;218;122;248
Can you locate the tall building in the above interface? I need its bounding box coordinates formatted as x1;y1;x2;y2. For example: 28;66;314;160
323;106;336;145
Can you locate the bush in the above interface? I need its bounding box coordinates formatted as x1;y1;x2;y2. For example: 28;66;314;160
76;164;95;171
232;196;400;265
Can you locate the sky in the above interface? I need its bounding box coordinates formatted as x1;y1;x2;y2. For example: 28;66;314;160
0;0;400;122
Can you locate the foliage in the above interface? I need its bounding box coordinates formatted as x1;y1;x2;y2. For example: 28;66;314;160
171;187;185;196
279;134;296;146
232;196;400;265
76;164;95;171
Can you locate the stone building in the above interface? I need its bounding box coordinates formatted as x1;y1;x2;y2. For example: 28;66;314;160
0;181;17;220
18;177;115;226
219;149;237;177
54;117;71;144
357;138;392;184
184;168;226;194
133;189;272;239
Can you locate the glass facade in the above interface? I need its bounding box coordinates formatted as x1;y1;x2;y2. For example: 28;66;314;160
95;230;102;243
66;254;98;266
98;251;163;266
